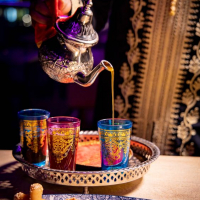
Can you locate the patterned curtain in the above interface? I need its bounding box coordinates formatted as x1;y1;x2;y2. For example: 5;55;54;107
94;0;200;156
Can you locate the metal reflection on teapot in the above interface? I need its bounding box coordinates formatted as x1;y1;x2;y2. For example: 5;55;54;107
38;0;112;87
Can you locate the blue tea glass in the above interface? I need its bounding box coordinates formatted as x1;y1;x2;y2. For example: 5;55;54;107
18;108;50;167
98;118;132;170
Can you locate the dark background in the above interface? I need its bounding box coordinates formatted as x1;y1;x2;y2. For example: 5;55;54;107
0;0;109;149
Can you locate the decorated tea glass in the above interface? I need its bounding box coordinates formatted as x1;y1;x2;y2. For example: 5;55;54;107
98;118;132;170
18;108;50;167
47;116;80;170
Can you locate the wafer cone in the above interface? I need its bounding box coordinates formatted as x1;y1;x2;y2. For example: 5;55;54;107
30;183;44;200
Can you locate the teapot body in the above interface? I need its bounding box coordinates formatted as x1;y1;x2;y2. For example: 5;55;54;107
38;0;111;87
39;34;94;83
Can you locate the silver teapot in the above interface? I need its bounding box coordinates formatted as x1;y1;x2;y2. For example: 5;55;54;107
38;0;112;87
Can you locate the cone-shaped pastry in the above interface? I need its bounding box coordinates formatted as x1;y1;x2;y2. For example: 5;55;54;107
30;183;44;200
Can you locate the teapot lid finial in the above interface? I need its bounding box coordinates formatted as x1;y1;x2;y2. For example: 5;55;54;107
83;0;93;12
55;0;98;45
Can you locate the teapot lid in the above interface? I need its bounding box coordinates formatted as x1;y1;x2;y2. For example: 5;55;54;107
55;0;98;45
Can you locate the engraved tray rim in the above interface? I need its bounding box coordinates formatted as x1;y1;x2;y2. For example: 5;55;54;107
12;131;160;187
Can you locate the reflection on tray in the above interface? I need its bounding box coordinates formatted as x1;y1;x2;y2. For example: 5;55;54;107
76;140;101;168
76;140;134;171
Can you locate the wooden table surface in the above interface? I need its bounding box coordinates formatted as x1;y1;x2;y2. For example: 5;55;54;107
0;150;200;200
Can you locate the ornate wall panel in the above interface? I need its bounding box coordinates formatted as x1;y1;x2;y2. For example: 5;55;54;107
115;0;200;155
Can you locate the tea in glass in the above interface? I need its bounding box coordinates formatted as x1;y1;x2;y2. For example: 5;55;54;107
98;118;132;170
47;116;80;170
18;108;50;167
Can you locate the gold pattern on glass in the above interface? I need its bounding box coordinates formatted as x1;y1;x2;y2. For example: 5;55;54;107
23;119;47;153
99;129;130;165
51;128;75;163
20;121;24;148
75;127;80;146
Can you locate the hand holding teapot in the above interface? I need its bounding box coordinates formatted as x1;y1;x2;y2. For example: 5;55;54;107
31;0;113;87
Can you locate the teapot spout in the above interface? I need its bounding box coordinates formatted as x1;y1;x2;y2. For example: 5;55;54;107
74;60;113;87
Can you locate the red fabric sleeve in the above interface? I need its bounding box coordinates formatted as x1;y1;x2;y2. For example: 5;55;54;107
32;0;64;48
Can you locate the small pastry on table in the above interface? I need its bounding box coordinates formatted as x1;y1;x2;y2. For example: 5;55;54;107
13;183;79;200
13;192;29;200
13;183;45;200
30;183;45;200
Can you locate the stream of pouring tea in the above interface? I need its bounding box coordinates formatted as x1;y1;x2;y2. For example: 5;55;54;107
105;62;114;124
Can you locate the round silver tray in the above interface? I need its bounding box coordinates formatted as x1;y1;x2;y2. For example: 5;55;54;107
13;131;160;191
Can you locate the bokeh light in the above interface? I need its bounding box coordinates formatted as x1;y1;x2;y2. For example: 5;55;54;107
22;13;32;27
4;7;17;22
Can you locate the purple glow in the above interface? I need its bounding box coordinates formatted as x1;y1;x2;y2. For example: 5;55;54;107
0;2;30;8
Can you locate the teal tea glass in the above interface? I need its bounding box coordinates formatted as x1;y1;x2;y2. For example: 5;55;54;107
47;116;80;170
98;118;132;170
18;108;50;167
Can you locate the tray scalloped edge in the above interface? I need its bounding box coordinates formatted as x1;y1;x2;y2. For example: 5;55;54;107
13;131;160;187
